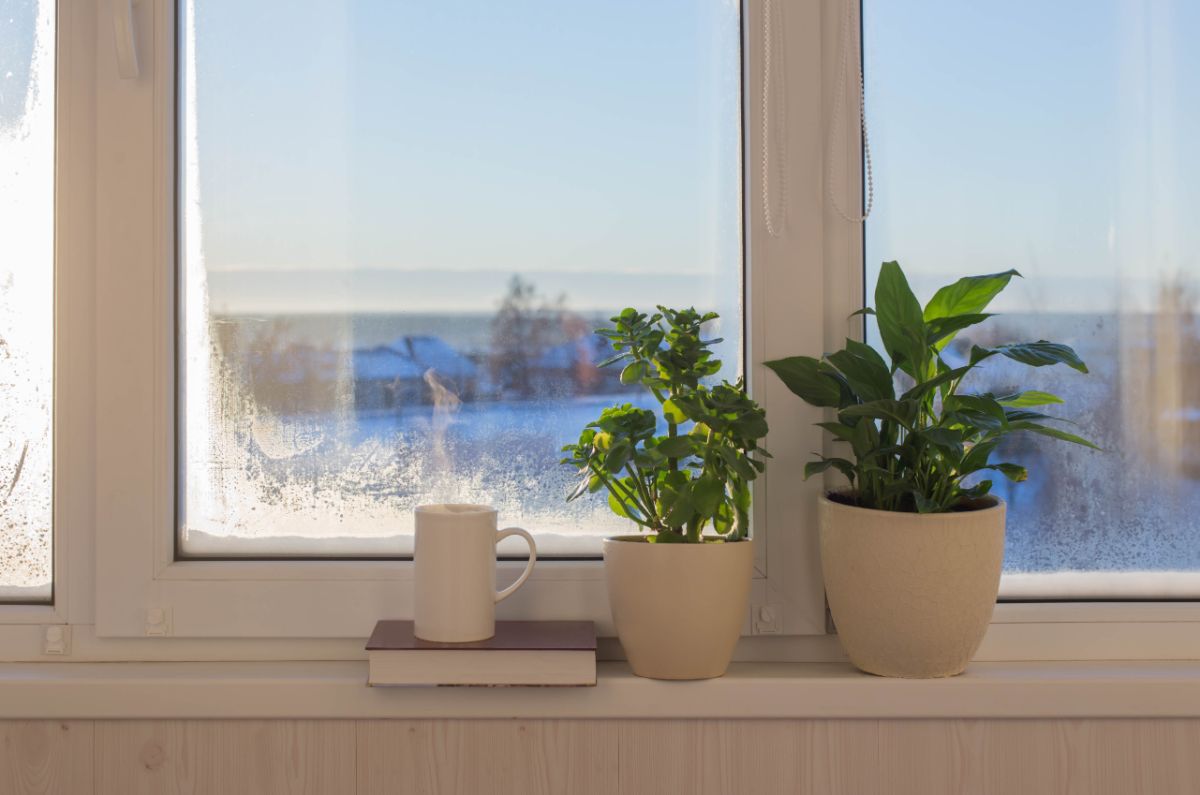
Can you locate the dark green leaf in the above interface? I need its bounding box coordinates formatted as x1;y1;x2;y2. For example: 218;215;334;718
960;439;999;474
984;462;1028;482
900;365;973;401
960;479;993;499
926;314;993;349
1002;409;1056;423
763;356;843;407
945;394;1008;428
923;269;1020;321
918;427;965;458
996;390;1064;408
988;341;1089;373
849;415;881;459
840;398;919;429
845;338;894;385
912;491;938;513
804;456;857;483
826;339;895;402
815;421;857;442
874;261;928;377
1010;422;1102;450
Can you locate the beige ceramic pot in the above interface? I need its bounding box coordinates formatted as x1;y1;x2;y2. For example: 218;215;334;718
819;494;1006;678
603;536;754;680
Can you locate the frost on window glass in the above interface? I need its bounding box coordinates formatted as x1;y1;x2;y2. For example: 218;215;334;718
0;0;54;600
865;1;1200;596
177;0;743;557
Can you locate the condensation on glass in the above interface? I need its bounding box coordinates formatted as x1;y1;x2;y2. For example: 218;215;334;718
0;1;54;600
177;1;743;557
865;1;1200;596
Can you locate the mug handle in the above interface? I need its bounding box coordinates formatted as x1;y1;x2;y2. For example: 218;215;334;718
494;527;537;603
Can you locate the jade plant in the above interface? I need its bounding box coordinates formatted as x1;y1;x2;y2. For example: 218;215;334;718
764;262;1098;513
561;307;768;542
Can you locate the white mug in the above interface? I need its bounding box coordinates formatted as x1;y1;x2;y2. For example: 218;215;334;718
413;504;537;642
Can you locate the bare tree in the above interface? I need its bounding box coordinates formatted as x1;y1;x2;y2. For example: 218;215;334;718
489;275;568;398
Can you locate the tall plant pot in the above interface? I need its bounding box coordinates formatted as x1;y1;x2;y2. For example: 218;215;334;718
603;537;754;680
819;495;1006;678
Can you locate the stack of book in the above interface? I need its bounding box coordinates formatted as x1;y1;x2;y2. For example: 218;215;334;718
365;620;597;686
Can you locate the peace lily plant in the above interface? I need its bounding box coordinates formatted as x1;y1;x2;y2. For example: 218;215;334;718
765;262;1096;678
563;307;767;680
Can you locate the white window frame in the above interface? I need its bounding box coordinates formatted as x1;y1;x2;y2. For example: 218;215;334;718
0;0;1193;661
86;0;828;641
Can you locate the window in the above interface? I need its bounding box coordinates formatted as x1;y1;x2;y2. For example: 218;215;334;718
91;0;836;641
13;0;1193;655
864;1;1200;597
0;0;54;603
177;0;743;558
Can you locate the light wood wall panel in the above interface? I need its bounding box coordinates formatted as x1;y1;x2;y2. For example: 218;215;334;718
620;719;1200;795
357;719;617;795
0;721;92;795
617;719;878;795
93;720;355;795
0;718;1197;795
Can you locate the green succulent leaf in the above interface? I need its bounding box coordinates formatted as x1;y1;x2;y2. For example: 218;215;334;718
660;399;688;424
691;476;725;519
563;306;768;540
655;434;695;459
619;361;646;385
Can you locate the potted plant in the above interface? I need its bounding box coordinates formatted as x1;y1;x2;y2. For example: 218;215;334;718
562;307;768;680
765;262;1097;678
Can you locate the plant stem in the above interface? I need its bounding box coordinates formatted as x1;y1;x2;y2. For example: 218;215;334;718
588;462;652;527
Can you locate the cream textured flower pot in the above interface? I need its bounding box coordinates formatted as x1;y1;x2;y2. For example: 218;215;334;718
819;495;1006;678
603;537;754;680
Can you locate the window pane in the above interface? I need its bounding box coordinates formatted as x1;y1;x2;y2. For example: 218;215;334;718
0;0;54;600
865;1;1200;596
178;1;742;557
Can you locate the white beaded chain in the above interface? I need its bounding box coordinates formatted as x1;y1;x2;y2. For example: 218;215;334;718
828;0;874;223
761;0;787;237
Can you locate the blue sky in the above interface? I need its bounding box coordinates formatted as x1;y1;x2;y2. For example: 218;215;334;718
865;0;1200;313
187;0;1200;315
185;0;741;315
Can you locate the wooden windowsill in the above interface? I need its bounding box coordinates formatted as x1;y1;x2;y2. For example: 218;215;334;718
2;660;1200;719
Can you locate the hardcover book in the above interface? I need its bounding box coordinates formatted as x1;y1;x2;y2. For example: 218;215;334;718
365;620;597;686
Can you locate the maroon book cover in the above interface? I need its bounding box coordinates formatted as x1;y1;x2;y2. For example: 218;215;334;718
366;620;596;652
